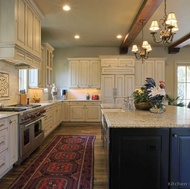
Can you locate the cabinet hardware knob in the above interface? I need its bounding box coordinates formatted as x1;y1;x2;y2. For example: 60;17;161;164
9;120;13;124
173;134;178;137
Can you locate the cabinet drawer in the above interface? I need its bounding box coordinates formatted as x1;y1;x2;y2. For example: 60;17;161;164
70;101;85;106
101;59;117;67
0;119;7;131
0;129;8;153
86;101;100;106
0;149;9;177
118;59;135;66
102;67;135;74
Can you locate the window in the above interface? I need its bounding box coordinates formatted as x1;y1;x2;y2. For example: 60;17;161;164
176;63;190;106
19;69;27;92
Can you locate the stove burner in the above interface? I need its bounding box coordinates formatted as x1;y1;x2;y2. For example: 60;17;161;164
0;107;27;112
0;104;41;112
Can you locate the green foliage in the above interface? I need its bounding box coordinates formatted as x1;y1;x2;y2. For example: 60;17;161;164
165;94;185;107
132;87;149;103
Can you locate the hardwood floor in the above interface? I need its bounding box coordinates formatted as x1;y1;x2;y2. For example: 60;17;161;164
0;123;108;189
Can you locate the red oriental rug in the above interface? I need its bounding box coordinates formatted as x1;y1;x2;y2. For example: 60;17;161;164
9;135;95;189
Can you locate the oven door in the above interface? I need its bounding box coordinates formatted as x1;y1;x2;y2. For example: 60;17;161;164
20;117;44;160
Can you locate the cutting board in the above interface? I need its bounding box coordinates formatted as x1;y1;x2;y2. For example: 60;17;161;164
20;94;27;105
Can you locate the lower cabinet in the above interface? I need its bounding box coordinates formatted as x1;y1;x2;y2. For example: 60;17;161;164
169;128;190;189
62;102;70;121
42;102;63;138
69;101;100;122
109;128;190;189
0;115;18;178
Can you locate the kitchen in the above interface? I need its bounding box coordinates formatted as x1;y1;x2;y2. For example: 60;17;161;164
0;0;190;188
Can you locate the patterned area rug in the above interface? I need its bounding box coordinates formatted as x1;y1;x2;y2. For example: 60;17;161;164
9;135;95;189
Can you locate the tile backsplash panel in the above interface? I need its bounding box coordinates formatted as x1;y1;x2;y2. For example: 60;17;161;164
0;61;19;105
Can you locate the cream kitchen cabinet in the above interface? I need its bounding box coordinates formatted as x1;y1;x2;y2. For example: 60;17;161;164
52;102;62;128
69;101;86;122
42;105;53;138
0;118;9;178
0;0;42;68
69;58;100;88
135;58;165;88
62;102;70;122
0;115;18;178
8;115;18;166
100;57;135;67
42;43;54;87
69;101;100;122
101;75;135;104
85;101;101;122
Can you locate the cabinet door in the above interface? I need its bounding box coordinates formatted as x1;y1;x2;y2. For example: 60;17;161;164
135;60;144;88
25;4;34;51
8;116;18;165
115;75;125;104
62;102;70;121
101;75;114;103
79;60;89;88
144;60;154;80
154;60;165;84
170;128;190;188
70;61;79;88
15;0;26;47
69;106;85;121
124;75;135;97
33;14;41;56
109;128;169;189
86;105;100;122
89;60;100;88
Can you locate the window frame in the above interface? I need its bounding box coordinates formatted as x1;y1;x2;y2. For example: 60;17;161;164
175;61;190;106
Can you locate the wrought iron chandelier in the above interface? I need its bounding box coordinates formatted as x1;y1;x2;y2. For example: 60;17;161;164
132;20;152;62
149;0;178;46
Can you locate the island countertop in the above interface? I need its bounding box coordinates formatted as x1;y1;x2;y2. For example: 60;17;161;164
104;106;190;128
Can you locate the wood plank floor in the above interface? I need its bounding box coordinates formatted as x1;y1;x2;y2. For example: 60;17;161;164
0;123;108;189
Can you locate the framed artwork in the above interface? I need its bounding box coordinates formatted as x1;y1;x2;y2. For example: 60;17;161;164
0;72;9;98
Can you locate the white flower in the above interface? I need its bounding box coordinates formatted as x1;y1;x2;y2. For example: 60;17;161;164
148;86;166;98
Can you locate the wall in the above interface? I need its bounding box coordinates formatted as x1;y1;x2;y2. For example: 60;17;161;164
53;46;190;99
0;60;19;106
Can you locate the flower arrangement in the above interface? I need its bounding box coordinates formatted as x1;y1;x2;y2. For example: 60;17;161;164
144;77;166;112
132;87;149;103
132;77;166;112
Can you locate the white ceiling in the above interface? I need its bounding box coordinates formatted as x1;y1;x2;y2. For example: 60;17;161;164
33;0;190;50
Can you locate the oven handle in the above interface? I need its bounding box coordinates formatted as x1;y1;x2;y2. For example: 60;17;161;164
24;117;43;128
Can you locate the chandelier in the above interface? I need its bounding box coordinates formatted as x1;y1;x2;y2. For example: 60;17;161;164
132;19;152;62
149;0;178;46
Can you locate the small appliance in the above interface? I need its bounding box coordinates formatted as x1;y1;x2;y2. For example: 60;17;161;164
61;89;67;100
92;95;99;100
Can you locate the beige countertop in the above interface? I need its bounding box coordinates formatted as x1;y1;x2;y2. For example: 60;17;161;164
104;106;190;128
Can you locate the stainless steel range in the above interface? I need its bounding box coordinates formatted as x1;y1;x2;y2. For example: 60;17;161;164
18;105;46;164
0;104;46;164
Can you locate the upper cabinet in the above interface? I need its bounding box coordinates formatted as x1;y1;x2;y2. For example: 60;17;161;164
68;58;101;88
41;43;54;87
100;56;135;75
0;0;42;68
135;58;165;89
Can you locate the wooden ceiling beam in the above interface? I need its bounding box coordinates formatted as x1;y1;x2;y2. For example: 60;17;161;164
120;0;163;54
168;33;190;54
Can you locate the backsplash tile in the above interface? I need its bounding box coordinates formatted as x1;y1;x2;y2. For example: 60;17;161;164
0;61;19;106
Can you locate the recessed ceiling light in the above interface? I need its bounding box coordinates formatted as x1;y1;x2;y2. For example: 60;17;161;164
74;35;80;39
117;35;122;39
63;5;71;11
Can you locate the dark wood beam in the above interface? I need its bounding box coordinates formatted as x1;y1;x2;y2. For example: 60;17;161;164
168;33;190;54
120;0;163;54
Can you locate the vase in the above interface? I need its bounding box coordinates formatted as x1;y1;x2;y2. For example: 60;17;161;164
149;105;165;114
134;102;151;110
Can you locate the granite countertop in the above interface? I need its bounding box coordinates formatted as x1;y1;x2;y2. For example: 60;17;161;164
104;106;190;128
0;112;18;119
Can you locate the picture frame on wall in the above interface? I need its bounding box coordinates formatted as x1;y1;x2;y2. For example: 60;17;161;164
0;71;9;98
